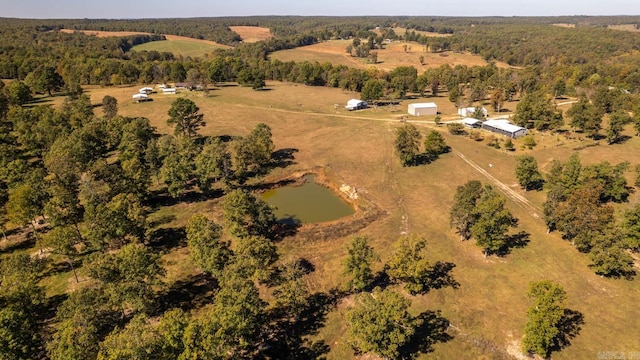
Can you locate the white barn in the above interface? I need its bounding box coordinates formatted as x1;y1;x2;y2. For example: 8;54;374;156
132;93;149;102
482;119;527;138
162;88;177;94
408;102;437;116
139;87;153;94
345;99;368;110
458;106;488;118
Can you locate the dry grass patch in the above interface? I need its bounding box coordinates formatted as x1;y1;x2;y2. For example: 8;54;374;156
39;82;640;359
60;29;230;49
608;24;640;32
271;39;511;73
552;23;577;28
230;26;272;42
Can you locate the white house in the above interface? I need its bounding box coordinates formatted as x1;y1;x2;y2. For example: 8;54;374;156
139;87;153;95
345;99;368;110
132;93;149;102
162;88;177;94
482;119;527;138
458;106;488;118
408;102;437;116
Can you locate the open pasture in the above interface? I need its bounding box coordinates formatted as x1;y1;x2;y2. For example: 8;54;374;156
64;82;640;359
229;25;272;42
270;39;512;72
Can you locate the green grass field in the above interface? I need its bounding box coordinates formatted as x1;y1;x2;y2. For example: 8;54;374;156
131;39;225;58
39;83;640;359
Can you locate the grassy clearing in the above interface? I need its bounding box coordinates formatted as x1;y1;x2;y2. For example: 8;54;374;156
379;27;454;38
270;39;512;73
131;40;224;58
229;26;272;42
37;82;640;359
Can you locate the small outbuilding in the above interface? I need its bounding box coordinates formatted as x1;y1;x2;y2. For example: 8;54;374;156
482;119;527;138
345;99;368;110
408;102;437;116
458;106;488;118
132;93;149;102
462;118;482;128
162;88;177;94
139;87;153;94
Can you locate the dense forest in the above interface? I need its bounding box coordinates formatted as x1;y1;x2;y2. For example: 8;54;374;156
1;15;640;360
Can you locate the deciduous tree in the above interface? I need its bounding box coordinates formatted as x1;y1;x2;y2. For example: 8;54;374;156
222;189;276;238
470;185;518;255
522;280;568;357
394;123;422;166
347;289;417;359
423;130;449;158
343;235;379;292
515;155;544;191
449;180;483;240
167;98;205;138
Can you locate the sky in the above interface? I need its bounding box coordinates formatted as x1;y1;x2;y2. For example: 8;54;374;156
2;0;639;19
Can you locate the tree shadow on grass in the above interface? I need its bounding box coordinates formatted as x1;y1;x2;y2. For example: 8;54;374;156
271;148;298;170
551;308;585;354
146;227;187;251
496;231;531;257
155;273;218;315
146;188;224;209
399;310;453;357
424;261;460;291
264;291;334;359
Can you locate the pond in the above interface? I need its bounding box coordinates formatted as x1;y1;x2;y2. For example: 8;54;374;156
262;174;355;224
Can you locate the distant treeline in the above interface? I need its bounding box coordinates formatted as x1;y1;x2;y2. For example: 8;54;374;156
2;16;640;93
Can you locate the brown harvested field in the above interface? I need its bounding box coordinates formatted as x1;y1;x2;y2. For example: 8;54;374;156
379;27;454;38
271;39;512;72
40;82;640;359
59;29;231;48
608;24;640;32
230;25;272;42
552;23;576;28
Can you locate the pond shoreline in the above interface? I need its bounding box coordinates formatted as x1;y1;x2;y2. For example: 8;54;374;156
262;166;387;241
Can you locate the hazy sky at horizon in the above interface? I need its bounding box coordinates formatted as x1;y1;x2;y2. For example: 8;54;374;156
3;0;639;18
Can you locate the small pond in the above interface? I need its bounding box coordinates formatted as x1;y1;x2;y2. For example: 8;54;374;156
262;174;355;224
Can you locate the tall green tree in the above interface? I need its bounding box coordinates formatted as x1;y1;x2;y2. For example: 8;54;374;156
222;189;276;238
522;280;568;357
589;227;635;279
6;184;41;240
567;96;601;138
234;235;278;282
512;90;563;130
195;137;232;192
385;235;457;295
161;135;197;198
43;225;82;283
515;155;544;191
24;65;65;96
622;204;640;251
394;123;422;166
185;214;232;278
423;130;449;158
102;95;118;120
343;235;379;292
470;185;518;255
167;98;205;138
85;244;165;314
181;274;266;359
346;289;418;359
5;81;32;106
606;110;630;144
449;180;483;240
361;79;384;101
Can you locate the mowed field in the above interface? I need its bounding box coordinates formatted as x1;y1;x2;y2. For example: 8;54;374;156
271;39;512;72
60;29;231;57
229;25;272;42
42;82;640;359
377;26;454;38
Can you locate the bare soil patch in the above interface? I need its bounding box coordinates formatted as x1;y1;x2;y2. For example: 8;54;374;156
230;26;272;42
552;23;576;28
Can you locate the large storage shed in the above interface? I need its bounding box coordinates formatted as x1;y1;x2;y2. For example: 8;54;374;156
458;106;488;118
408;102;437;116
482;119;527;138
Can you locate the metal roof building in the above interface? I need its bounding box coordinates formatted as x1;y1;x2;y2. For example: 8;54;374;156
482;119;527;138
